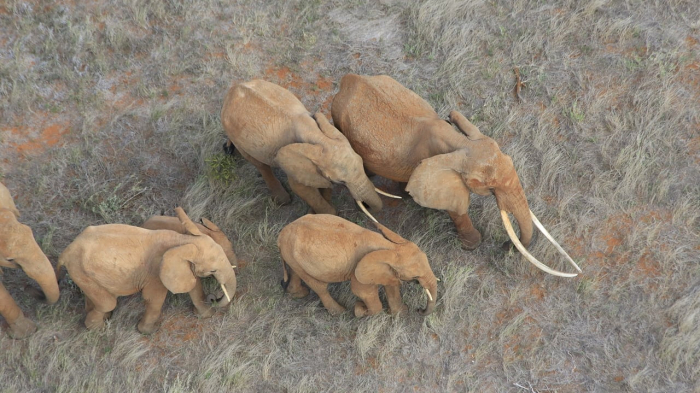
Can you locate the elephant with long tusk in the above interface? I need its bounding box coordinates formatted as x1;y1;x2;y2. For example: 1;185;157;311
332;74;580;277
278;214;438;317
0;182;60;339
56;207;236;334
220;79;399;217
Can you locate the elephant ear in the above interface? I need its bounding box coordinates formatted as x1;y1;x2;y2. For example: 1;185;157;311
199;218;220;232
355;250;400;286
314;112;345;141
405;150;471;215
372;222;407;244
274;143;332;188
160;244;198;294
449;111;484;140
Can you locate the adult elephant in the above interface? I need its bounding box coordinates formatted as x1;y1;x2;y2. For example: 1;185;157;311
221;79;394;216
0;182;60;339
331;74;580;277
57;207;236;334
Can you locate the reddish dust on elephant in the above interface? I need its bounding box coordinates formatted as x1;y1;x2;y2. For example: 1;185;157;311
331;74;581;278
0;182;60;339
57;207;236;335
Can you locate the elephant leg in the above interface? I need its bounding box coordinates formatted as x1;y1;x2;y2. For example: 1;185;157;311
238;148;291;205
285;267;310;298
384;285;408;316
189;278;214;319
350;275;383;317
320;187;333;204
0;283;37;339
288;178;336;215
138;282;168;334
293;270;345;315
84;292;117;330
448;211;482;250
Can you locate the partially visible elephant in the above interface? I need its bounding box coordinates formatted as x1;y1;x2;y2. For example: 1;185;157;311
332;74;580;277
278;214;437;317
142;215;245;269
0;182;60;339
57;207;236;334
221;79;391;216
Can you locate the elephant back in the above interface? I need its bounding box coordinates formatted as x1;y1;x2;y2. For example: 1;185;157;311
221;80;311;165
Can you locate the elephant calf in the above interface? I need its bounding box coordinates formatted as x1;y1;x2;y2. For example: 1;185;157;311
57;207;236;334
278;214;437;317
0;182;60;339
142;215;245;269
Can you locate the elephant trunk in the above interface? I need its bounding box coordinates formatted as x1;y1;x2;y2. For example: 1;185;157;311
211;269;237;308
348;176;383;214
19;254;60;305
418;275;437;316
495;181;533;249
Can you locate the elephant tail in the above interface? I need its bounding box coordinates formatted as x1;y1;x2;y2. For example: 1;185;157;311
280;257;290;290
54;257;67;283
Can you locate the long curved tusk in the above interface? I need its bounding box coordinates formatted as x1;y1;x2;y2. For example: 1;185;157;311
424;288;433;302
220;284;231;303
500;210;578;278
375;187;402;199
530;211;582;273
356;200;379;223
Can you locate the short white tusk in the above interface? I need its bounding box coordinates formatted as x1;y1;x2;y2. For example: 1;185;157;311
231;265;237;269
356;200;378;223
530;210;582;273
375;187;402;199
500;210;577;278
220;284;231;303
424;288;433;302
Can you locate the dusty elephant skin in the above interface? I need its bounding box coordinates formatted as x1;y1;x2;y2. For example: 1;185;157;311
57;207;236;334
0;182;60;339
220;79;383;216
141;215;245;269
332;74;579;277
278;214;437;317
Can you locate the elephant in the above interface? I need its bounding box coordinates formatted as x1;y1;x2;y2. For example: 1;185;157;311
142;215;245;269
56;207;236;334
331;74;580;277
221;79;397;216
0;182;60;339
278;214;437;317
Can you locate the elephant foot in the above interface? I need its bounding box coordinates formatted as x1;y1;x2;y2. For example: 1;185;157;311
137;319;159;335
288;286;310;299
325;303;346;316
8;316;37;339
84;311;107;330
272;191;292;206
389;304;409;316
194;306;215;319
458;229;482;251
307;205;337;215
354;301;370;318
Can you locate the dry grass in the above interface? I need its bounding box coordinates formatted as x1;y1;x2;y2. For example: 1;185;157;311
1;0;699;391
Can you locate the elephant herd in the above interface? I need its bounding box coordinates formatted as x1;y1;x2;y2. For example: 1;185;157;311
0;74;581;339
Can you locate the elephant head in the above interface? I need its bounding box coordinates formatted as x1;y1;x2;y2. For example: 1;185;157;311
355;221;437;315
275;113;384;213
159;208;237;307
406;111;581;277
0;209;60;305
